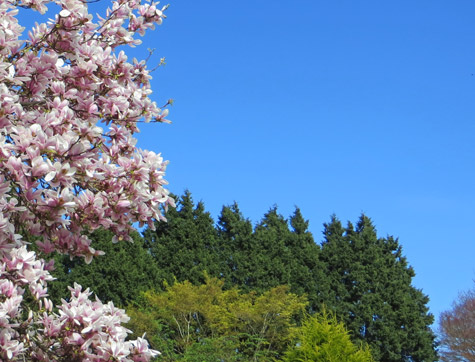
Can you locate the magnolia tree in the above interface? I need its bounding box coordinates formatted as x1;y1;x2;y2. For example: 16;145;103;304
0;0;175;359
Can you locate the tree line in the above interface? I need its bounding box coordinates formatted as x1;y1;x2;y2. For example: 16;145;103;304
47;191;437;361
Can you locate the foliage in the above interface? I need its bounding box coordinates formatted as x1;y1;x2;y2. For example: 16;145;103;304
217;202;257;289
250;207;293;291
438;284;475;362
287;207;328;312
0;0;172;359
136;192;436;361
282;308;374;362
143;191;223;286
180;337;240;362
218;205;325;300
320;215;437;362
48;229;166;306
126;276;307;361
150;194;327;311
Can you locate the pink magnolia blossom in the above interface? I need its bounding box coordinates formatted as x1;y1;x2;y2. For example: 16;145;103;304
0;0;174;359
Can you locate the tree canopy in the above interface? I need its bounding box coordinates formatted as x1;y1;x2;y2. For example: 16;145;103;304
49;190;438;361
320;215;437;362
143;191;222;286
126;276;307;361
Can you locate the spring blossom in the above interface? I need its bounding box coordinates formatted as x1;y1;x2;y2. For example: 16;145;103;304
0;0;174;359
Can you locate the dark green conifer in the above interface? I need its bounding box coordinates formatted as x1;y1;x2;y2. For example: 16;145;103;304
320;215;437;362
218;204;327;306
217;202;255;289
49;229;164;307
288;207;328;312
250;207;293;291
143;191;221;285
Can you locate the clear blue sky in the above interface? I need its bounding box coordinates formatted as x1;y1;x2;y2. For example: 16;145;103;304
23;0;475;331
135;0;475;329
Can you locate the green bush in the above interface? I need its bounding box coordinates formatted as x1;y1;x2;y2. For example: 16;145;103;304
282;309;373;362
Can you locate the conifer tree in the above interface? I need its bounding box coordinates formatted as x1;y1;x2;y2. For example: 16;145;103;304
217;204;327;306
143;191;222;285
250;207;293;291
288;207;328;312
320;215;437;362
49;229;165;307
217;202;256;289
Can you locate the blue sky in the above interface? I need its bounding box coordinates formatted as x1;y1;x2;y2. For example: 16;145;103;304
21;0;475;331
135;0;475;328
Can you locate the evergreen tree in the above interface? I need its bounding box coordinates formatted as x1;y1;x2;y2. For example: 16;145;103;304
49;229;165;307
143;191;222;285
250;207;293;291
320;215;437;362
217;202;256;289
288;207;328;312
218;204;327;306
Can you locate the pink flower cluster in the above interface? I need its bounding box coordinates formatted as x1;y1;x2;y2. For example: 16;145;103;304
0;0;173;359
